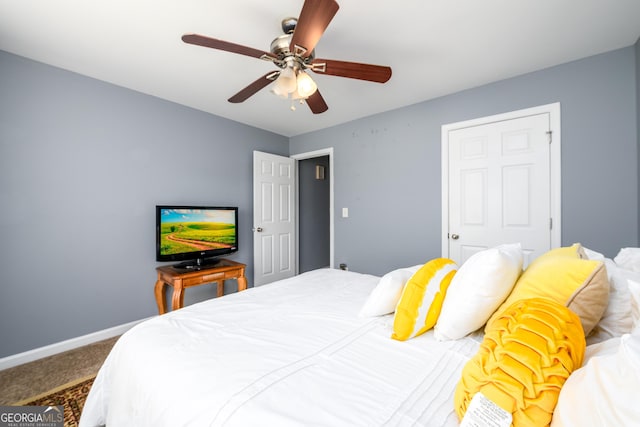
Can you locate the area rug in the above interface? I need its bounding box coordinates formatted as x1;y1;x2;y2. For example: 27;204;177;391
14;374;96;427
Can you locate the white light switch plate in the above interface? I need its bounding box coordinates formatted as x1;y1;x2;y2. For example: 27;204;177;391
342;207;349;218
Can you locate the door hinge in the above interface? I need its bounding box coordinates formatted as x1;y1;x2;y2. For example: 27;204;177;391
550;218;553;230
546;131;552;144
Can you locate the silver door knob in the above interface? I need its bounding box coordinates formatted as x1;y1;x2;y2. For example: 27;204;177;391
451;234;459;240
254;227;263;232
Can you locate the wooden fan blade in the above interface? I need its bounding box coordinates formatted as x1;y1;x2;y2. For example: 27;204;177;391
289;0;339;58
182;34;276;60
306;89;329;114
310;58;392;83
228;72;279;103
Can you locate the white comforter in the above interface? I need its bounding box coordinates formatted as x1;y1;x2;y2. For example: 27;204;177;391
80;269;482;427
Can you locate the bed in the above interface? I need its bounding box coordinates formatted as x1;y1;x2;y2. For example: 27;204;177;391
79;245;640;427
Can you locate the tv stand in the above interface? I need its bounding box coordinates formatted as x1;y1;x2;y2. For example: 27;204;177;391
154;259;247;314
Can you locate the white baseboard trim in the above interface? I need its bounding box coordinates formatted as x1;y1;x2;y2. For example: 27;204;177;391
0;317;152;371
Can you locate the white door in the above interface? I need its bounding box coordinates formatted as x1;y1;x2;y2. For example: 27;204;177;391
253;151;296;286
443;104;561;266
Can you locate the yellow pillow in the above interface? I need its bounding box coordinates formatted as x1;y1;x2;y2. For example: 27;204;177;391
391;258;457;341
486;244;609;335
455;298;585;426
546;243;584;258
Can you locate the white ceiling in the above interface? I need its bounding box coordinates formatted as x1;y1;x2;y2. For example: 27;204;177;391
1;1;639;137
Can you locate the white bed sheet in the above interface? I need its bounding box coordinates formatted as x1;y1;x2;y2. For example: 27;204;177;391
80;269;482;427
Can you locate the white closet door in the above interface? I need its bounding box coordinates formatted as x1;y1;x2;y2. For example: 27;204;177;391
447;112;552;266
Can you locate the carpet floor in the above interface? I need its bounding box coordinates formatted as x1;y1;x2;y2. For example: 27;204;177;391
0;336;117;405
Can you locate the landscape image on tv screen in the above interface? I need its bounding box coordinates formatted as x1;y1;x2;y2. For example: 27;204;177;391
159;208;236;256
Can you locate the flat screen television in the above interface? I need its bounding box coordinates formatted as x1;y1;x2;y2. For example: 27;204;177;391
156;205;238;269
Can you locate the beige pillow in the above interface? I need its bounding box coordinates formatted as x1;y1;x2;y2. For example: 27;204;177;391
486;244;609;335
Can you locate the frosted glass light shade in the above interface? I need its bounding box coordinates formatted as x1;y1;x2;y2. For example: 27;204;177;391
296;71;317;97
272;67;297;97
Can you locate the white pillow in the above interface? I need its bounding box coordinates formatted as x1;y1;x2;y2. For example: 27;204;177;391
434;243;523;341
551;331;640;427
628;279;640;332
587;259;633;345
358;265;422;317
582;246;605;261
614;247;640;272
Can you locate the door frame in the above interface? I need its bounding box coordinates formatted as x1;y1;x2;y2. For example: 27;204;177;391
291;147;335;271
440;103;562;258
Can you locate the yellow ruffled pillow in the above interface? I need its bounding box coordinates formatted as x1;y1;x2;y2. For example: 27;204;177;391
486;244;609;335
391;258;457;341
455;298;585;427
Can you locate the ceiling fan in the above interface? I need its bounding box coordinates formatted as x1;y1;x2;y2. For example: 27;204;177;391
181;0;392;114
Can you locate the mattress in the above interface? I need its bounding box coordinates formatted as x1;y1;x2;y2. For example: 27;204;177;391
79;268;483;427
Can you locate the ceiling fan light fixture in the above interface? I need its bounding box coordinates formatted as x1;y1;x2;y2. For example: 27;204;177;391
271;87;289;99
272;66;297;97
296;71;317;98
290;87;306;100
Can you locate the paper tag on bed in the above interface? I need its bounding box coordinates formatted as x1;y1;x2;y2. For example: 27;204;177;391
460;392;512;427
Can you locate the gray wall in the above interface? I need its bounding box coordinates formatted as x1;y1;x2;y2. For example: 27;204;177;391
636;38;640;244
0;51;288;358
1;44;638;358
291;46;639;276
298;156;330;272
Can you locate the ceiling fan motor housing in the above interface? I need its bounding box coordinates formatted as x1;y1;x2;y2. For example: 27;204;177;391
270;35;315;67
270;34;292;58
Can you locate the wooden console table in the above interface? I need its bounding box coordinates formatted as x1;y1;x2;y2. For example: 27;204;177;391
154;259;247;314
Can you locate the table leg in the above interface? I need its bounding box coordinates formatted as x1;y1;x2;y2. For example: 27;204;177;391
237;274;247;291
217;281;224;297
154;279;167;315
171;279;184;311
